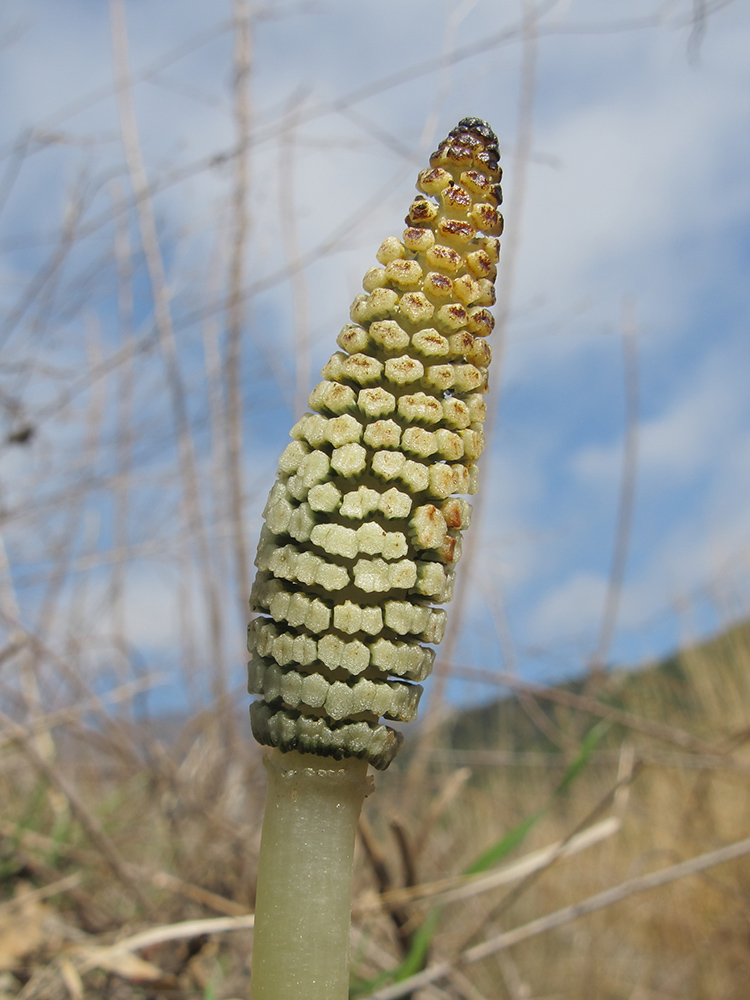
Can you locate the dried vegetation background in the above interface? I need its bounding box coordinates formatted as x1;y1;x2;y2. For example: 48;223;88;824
1;1;749;998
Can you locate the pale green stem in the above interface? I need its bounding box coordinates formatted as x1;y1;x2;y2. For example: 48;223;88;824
249;749;371;1000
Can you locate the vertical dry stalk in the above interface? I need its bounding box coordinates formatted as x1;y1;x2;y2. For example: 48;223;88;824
0;177;88;352
109;0;230;735
277;102;312;421
66;317;106;640
486;576;575;750
178;505;201;710
225;0;254;626
0;129;32;218
589;299;640;678
3;182;102;736
202;235;232;706
33;308;108;674
108;180;136;691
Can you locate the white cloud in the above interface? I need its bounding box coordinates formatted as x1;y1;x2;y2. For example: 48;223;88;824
526;431;750;657
529;570;607;641
119;565;181;651
508;9;750;367
572;358;742;488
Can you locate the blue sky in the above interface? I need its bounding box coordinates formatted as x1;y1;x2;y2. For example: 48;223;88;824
0;0;748;715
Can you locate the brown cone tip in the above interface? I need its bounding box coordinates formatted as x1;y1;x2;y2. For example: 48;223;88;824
429;117;503;206
454;117;499;155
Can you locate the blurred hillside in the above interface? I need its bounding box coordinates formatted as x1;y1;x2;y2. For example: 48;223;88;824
444;619;750;758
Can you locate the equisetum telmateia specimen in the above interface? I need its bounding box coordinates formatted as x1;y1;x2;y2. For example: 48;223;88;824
248;118;502;999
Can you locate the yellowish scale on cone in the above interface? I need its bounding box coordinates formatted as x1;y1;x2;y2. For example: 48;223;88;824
248;118;502;769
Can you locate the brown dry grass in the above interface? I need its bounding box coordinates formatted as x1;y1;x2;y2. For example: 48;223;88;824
1;624;749;999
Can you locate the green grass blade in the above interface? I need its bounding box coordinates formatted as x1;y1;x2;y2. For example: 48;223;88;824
464;720;608;875
393;909;441;982
379;720;611;989
462;809;544;877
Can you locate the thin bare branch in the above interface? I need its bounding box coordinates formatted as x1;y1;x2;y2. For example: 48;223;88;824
353;816;620;916
363;836;750;999
359;813;414;956
225;0;254;629
412;766;472;861
0;177;89;351
446;664;735;757
0;708;152;911
76;914;255;971
109;0;229;732
0;675;165;753
0;873;83;915
108;180;136;692
454;762;640;955
589;300;640;677
278;100;313;421
0;18;236;165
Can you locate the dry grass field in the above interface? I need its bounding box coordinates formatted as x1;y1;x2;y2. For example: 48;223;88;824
2;622;749;999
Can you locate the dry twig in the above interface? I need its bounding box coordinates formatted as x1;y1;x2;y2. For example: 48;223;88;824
362;835;750;999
